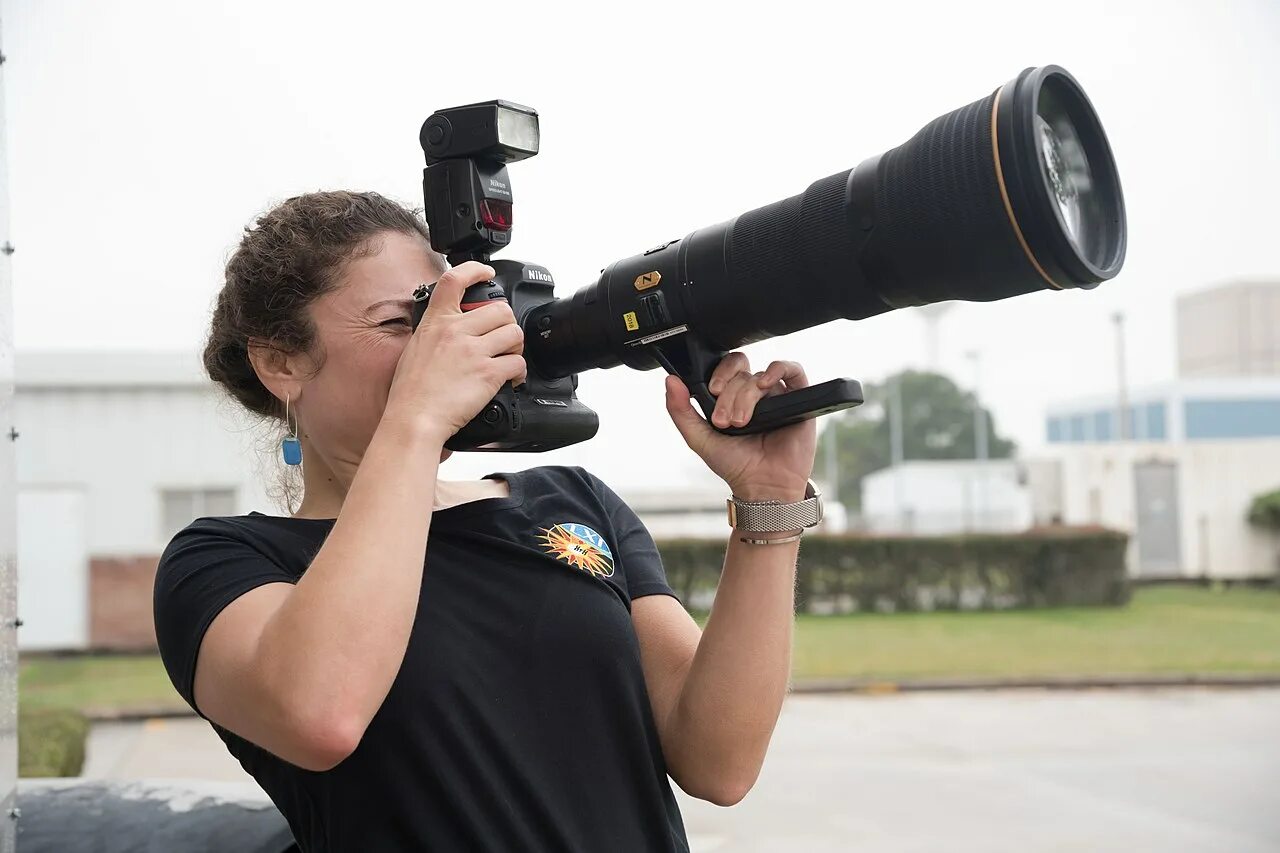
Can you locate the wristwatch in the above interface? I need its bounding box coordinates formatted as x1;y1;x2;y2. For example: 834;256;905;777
726;479;824;534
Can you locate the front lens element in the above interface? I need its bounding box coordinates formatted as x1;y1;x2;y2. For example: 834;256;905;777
1034;81;1108;268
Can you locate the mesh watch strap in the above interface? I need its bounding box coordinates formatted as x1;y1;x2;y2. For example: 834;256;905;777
727;480;823;532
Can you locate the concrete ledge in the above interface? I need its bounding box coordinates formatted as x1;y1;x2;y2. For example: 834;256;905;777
82;674;1280;722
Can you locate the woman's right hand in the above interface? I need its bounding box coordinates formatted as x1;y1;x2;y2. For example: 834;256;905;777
383;261;527;442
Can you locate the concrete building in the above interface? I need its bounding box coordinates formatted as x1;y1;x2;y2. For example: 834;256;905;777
1178;280;1280;378
15;351;274;651
1040;380;1280;580
1035;282;1280;580
1042;438;1280;579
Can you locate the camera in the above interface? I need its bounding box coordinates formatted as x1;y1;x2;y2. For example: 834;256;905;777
413;66;1126;452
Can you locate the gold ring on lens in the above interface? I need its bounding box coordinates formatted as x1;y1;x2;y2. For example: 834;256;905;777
991;85;1064;291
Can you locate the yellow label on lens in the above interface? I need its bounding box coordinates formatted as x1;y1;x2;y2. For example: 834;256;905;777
634;271;662;291
623;311;639;331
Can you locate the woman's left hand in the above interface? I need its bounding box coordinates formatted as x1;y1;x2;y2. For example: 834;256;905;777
664;353;818;501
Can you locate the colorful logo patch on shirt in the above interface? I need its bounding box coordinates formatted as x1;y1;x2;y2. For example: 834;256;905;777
536;523;615;579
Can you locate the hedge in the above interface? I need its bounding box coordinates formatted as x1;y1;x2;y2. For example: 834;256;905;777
20;708;89;778
657;528;1130;613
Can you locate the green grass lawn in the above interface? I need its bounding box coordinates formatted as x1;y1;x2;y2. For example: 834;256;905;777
787;585;1280;681
20;652;187;715
17;586;1280;718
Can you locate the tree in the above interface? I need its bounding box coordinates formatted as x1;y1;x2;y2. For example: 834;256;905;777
824;370;1016;511
1247;489;1280;533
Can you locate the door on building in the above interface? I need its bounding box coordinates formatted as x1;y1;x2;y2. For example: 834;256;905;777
1133;460;1182;577
17;488;89;651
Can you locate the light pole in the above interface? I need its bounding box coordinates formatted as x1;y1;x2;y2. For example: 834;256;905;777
819;420;850;533
823;420;839;506
1113;312;1129;441
966;350;988;530
888;371;906;531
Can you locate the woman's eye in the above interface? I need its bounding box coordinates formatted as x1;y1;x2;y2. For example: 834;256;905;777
380;318;411;327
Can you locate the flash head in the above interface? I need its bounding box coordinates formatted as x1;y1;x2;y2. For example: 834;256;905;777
420;100;540;165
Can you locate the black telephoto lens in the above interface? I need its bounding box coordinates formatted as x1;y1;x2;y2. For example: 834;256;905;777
525;64;1126;379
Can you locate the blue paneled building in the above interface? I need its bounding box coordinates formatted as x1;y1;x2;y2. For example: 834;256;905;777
1046;378;1280;445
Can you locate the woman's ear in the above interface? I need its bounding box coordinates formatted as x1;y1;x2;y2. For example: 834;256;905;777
247;336;309;406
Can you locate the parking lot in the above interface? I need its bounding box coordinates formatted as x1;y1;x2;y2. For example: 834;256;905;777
84;689;1280;852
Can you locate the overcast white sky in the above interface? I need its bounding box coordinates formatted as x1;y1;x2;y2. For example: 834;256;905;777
4;0;1279;488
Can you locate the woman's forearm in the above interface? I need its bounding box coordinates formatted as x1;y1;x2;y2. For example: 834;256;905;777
255;417;448;744
665;521;801;803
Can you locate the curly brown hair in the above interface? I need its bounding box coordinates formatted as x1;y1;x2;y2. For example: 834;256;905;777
203;190;444;510
204;190;443;420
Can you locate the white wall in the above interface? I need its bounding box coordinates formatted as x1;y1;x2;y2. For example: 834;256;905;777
16;488;88;650
1178;281;1280;378
862;460;1032;535
1044;439;1280;579
15;385;275;556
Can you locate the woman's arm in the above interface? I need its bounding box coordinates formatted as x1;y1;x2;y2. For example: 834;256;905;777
635;496;801;807
194;419;448;770
193;260;524;771
640;354;818;803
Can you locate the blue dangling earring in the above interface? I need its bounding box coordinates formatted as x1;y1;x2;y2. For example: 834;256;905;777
282;393;303;466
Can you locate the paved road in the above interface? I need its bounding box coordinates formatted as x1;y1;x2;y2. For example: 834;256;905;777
84;689;1280;852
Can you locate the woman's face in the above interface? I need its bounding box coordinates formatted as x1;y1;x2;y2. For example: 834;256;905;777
296;230;449;466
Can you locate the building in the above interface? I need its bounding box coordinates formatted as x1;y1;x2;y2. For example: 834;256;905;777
1042;439;1280;579
1035;282;1280;580
17;350;812;651
617;485;735;539
15;351;274;651
623;482;848;538
1046;377;1280;444
861;460;1032;535
1178;280;1280;378
1041;379;1280;580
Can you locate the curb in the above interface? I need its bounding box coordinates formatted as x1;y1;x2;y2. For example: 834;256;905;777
790;674;1280;694
83;706;197;723
82;674;1280;721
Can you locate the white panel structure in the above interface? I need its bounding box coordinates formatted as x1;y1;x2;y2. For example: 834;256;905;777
1178;281;1280;378
1040;439;1280;580
15;352;277;556
16;489;88;651
861;460;1032;535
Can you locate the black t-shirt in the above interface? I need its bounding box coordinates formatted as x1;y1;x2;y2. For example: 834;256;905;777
153;464;691;852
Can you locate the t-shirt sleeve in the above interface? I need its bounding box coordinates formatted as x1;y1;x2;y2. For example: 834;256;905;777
577;467;681;605
153;519;298;720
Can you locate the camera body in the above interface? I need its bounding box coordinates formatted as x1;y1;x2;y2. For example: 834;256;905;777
409;260;597;452
414;99;600;452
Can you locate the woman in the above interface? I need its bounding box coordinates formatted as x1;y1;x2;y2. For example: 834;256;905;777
153;190;818;852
